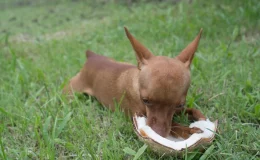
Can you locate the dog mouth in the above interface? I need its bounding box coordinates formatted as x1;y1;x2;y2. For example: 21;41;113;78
150;126;169;138
145;114;173;137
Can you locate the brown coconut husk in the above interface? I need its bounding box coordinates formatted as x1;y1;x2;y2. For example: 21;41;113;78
132;115;218;155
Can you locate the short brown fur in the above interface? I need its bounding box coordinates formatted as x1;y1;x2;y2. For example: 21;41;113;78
63;27;206;138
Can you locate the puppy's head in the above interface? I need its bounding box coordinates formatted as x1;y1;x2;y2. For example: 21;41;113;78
125;27;202;137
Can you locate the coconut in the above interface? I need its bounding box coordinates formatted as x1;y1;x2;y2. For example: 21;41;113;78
133;114;218;155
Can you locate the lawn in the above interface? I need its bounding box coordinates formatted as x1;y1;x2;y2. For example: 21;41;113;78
0;0;259;159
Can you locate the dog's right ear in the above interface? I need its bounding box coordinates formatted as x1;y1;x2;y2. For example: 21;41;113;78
124;27;154;69
176;29;203;68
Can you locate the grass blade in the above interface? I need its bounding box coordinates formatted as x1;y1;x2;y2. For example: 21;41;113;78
199;145;215;160
43;116;52;144
123;147;136;156
133;144;147;160
55;112;72;138
0;134;7;160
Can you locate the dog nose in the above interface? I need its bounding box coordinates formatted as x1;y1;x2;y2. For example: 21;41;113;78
151;125;168;137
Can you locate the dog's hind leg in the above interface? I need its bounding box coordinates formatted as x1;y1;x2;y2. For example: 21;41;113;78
63;72;93;97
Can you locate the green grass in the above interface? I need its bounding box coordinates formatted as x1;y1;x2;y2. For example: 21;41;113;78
0;0;260;159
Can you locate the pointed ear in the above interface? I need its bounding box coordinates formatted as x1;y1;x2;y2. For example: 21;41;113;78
124;27;154;69
176;29;203;68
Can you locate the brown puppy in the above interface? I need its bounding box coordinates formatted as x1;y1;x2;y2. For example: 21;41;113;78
63;27;206;138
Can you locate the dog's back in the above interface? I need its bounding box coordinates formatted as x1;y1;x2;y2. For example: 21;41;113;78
64;50;143;114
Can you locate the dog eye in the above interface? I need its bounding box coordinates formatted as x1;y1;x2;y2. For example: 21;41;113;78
142;98;150;105
177;104;185;108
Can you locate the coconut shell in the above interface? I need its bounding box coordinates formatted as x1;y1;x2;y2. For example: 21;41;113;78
133;114;218;155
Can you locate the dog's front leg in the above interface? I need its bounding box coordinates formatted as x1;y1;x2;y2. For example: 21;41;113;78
170;122;203;139
175;108;206;121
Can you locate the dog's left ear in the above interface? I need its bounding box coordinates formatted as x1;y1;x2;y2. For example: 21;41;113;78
176;29;203;68
124;27;154;69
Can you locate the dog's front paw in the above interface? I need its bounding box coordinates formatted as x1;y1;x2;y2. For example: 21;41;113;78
189;127;203;134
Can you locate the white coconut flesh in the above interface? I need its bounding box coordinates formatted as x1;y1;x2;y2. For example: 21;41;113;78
134;115;217;151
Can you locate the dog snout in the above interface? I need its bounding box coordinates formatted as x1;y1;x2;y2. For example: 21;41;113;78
146;110;174;137
152;126;167;137
150;122;170;137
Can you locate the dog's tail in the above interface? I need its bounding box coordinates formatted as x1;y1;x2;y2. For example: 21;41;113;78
86;50;96;58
